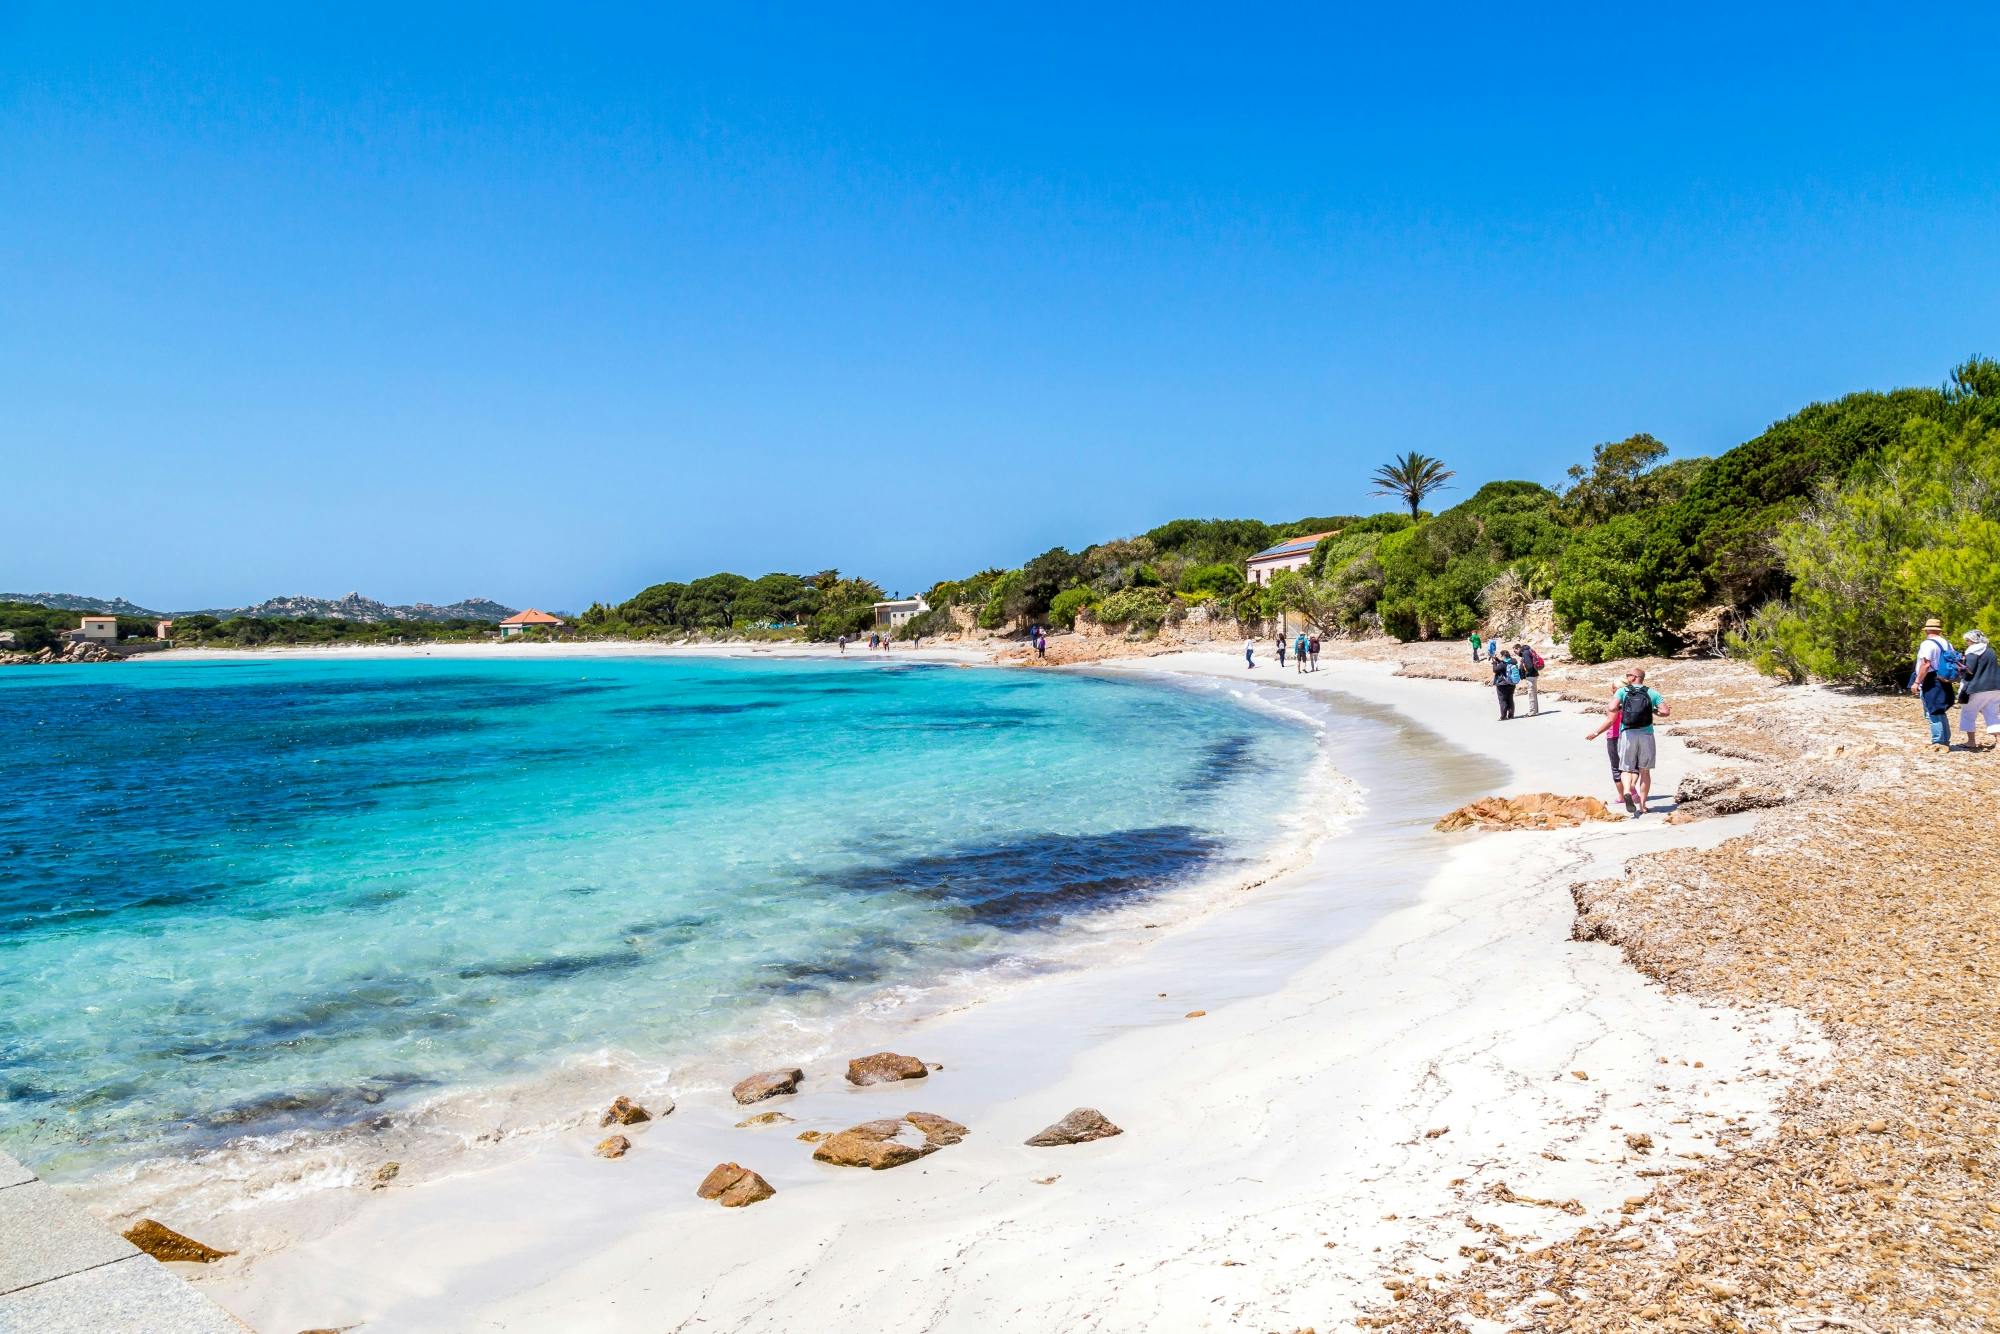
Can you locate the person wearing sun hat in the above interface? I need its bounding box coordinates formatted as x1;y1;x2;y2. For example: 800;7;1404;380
1910;616;1957;750
1958;628;2000;751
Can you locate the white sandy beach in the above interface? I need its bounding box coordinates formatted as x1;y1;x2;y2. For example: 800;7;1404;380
176;648;1820;1333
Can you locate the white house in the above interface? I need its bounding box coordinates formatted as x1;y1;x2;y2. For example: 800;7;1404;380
872;597;929;630
1244;532;1336;586
76;615;119;642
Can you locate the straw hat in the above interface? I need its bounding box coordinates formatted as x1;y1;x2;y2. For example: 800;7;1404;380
1923;617;1943;633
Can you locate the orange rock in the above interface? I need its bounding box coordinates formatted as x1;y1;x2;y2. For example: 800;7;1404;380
696;1162;776;1207
600;1096;652;1127
120;1219;233;1264
595;1134;632;1159
1434;793;1623;832
845;1052;929;1086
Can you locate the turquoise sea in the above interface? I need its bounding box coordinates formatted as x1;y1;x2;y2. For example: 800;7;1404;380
0;655;1319;1177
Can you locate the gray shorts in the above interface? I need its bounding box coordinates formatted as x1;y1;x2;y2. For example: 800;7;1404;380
1617;730;1657;773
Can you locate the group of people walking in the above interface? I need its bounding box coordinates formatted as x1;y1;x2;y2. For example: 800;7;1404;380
1911;617;2000;751
1486;640;1542;720
1276;631;1321;672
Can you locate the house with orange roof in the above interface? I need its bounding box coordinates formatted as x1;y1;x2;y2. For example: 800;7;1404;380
498;608;567;639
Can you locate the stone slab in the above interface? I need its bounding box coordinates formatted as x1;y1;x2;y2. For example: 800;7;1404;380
0;1253;248;1332
0;1181;136;1297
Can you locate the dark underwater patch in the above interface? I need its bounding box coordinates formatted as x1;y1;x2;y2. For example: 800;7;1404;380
457;947;645;982
1179;734;1260;795
820;825;1228;930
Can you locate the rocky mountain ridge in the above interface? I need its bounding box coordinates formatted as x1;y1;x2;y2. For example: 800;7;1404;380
2;591;518;623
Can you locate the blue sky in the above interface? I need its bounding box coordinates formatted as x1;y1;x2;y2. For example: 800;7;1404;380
3;5;1995;610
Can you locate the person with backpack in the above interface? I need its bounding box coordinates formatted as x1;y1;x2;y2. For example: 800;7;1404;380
1587;666;1670;815
1294;632;1309;674
1956;628;1998;751
1308;634;1321;672
1910;616;1960;751
1513;641;1543;716
1492;649;1517;720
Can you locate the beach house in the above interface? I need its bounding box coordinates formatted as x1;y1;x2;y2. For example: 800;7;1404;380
75;615;119;642
872;597;929;630
498;609;566;638
1244;532;1336;586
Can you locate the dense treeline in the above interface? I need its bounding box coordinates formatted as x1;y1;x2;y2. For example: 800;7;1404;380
578;570;888;641
908;357;1998;680
0;603;159;652
167;615;501;647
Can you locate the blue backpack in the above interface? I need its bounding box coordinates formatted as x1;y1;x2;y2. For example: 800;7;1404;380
1926;635;1964;683
1506;661;1522;684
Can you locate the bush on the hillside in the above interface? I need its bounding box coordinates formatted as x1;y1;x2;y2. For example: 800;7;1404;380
1375;483;1565;640
1179;562;1244;597
1095;587;1173;631
895;606;954;640
1744;416;2000;684
1549;514;1692;658
977;570;1024;629
1567;621;1658;665
1048;586;1100;629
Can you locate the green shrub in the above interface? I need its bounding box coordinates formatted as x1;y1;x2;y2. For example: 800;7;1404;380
1095;587;1173;631
1048;586;1100;629
1178;562;1244;597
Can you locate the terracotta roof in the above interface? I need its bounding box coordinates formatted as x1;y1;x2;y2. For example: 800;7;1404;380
1248;531;1337;561
499;609;565;625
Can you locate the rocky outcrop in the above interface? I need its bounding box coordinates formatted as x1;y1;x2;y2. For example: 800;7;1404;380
1434;793;1623;832
811;1113;968;1169
696;1162;776;1207
845;1052;928;1086
600;1096;654;1127
595;1134;633;1159
1025;1108;1123;1146
120;1219;234;1263
732;1068;805;1104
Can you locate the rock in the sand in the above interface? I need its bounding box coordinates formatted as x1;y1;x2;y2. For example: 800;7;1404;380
369;1161;401;1189
600;1095;653;1127
812;1112;967;1169
796;1129;827;1143
120;1219;233;1263
1433;793;1623;832
1025;1108;1123;1147
732;1067;805;1104
736;1110;795;1129
845;1051;929;1086
696;1162;776;1207
595;1133;633;1159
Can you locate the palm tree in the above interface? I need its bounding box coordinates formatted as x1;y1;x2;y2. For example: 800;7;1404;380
1370;451;1455;519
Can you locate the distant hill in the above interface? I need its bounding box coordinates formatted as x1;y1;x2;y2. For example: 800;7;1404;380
0;593;166;617
4;592;517;623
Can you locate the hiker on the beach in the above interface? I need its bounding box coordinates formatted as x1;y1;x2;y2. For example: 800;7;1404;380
1492;649;1517;720
1470;631;1483;662
1276;634;1287;667
1294;632;1308;673
1910;617;1959;751
1514;641;1542;716
1035;630;1047;659
1244;638;1256;669
1588;667;1670;816
1958;628;1999;751
1597;689;1625;803
838;634;848;653
1308;635;1321;672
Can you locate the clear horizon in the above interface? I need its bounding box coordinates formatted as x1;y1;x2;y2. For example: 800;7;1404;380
4;5;1996;610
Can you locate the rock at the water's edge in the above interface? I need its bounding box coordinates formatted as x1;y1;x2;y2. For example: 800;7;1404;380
369;1161;401;1189
732;1068;805;1104
696;1161;777;1207
600;1095;654;1126
736;1109;796;1129
845;1052;929;1086
120;1218;234;1263
596;1133;633;1159
1434;793;1622;832
812;1112;967;1169
1025;1107;1123;1147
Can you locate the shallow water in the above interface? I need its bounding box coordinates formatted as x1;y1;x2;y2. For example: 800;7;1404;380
0;656;1315;1175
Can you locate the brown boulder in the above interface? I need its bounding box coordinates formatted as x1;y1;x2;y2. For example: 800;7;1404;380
845;1052;929;1086
120;1219;233;1264
696;1162;777;1207
600;1096;653;1127
595;1133;633;1159
812;1112;967;1169
369;1162;400;1190
732;1068;805;1105
1025;1108;1123;1147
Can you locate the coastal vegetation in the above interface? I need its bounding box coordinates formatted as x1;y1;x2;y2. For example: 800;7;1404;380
577;570;887;640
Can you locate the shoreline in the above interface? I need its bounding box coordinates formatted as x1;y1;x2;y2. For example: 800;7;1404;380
167;648;1823;1333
